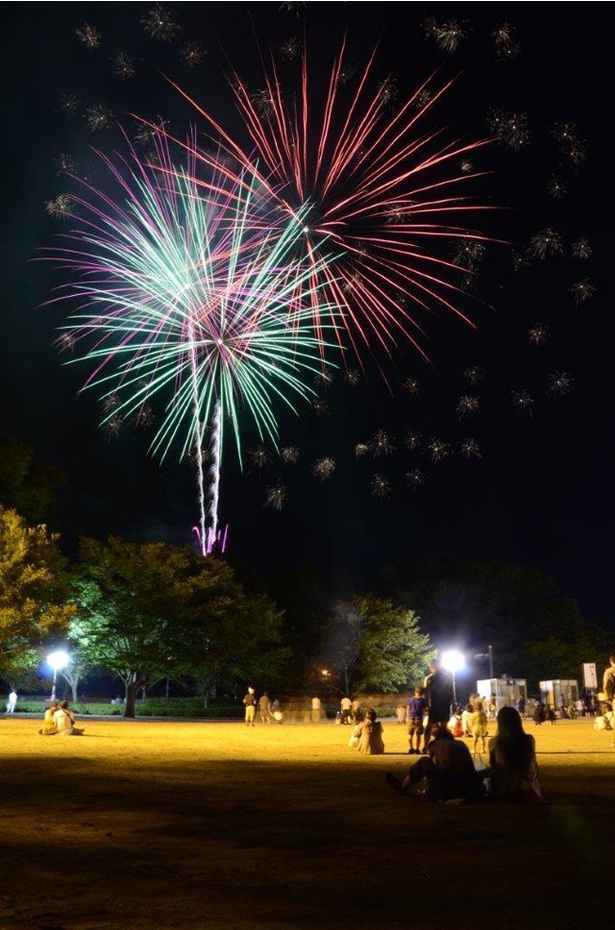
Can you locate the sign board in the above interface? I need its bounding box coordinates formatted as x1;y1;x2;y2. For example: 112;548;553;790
582;663;597;689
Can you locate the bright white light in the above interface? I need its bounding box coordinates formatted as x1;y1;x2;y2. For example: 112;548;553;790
441;649;465;674
47;649;70;672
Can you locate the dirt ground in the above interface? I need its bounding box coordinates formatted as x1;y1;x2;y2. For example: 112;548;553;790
0;714;612;930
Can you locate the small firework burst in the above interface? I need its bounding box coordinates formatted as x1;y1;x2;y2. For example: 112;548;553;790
488;108;530;150
459;438;482;459
279;37;300;61
45;194;73;219
54;153;76;177
570;237;592;260
405;469;426;491
402;377;420;395
547;176;567;200
547;372;574;396
180;42;206;68
76;22;101;51
463;365;483;385
250;88;275;119
404;431;423;453
134;404;154;429
279;1;305;13
384;204;412;225
112;52;135;80
527;228;563;260
85;104;113;132
371;474;393;499
355;443;370;459
281;445;300;465
59;92;81;118
341;272;361;295
266;482;288;511
423;16;470;53
552;122;587;166
55;332;76;353
511;389;534;415
141;4;180;42
569;276;596;305
413;88;433;110
377;76;398;108
511;250;531;272
314;371;333;390
101;394;120;416
369;429;396;458
335;63;356;87
134;115;170;146
313;457;335;481
343;368;360;387
310;398;329;416
452;238;486;271
250;446;272;470
528;323;550;346
456;395;480;419
459;158;474;174
103;415;123;438
427;438;450;462
492;21;522;61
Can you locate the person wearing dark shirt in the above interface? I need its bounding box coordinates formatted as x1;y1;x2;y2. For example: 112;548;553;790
422;659;454;752
406;686;427;754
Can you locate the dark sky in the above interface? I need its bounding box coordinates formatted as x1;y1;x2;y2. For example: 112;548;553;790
1;4;611;627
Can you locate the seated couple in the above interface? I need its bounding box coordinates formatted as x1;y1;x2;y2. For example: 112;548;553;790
386;707;543;805
39;700;85;736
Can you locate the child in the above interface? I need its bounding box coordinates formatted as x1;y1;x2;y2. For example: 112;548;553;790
407;686;428;754
467;699;488;755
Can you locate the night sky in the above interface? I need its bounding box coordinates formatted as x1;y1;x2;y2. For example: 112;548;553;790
1;4;611;627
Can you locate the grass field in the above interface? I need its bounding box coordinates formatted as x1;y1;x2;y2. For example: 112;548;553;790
0;714;612;930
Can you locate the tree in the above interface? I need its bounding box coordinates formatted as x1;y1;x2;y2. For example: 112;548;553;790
0;436;67;529
319;594;432;696
69;537;194;717
69;536;287;715
0;506;75;678
374;552;609;689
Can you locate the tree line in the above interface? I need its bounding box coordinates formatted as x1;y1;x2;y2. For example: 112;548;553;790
1;436;611;714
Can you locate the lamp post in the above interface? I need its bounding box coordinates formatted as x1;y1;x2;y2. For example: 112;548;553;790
47;650;70;702
441;649;465;705
474;645;494;680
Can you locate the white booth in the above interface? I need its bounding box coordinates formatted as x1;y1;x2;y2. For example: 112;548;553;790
476;678;527;712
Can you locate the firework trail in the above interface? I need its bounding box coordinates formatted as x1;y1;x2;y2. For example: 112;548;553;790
42;129;342;554
165;36;495;370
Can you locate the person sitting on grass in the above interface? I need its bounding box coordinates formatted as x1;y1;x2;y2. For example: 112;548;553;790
486;706;543;804
53;700;85;736
354;707;385;754
385;725;485;804
39;700;59;735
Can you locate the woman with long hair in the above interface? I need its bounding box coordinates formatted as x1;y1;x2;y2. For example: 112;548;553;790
488;706;543;803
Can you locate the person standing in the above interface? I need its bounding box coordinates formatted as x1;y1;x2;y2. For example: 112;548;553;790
421;659;454;752
601;652;615;740
6;690;17;714
467;699;489;755
243;687;257;726
258;691;272;724
340;695;352;724
406;686;427;754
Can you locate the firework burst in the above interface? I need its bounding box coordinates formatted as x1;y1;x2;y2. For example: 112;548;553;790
167;37;495;369
42;130;342;554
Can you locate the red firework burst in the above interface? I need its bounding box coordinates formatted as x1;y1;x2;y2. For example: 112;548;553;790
166;35;496;367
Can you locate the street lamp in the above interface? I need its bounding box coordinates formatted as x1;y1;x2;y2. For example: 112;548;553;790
441;649;465;704
47;649;70;702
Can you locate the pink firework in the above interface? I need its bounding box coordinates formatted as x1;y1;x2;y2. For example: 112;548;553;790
167;36;494;367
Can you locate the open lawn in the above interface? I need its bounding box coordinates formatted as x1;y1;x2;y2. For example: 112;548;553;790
0;714;612;930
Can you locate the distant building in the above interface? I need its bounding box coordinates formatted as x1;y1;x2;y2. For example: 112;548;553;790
476;678;527;712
